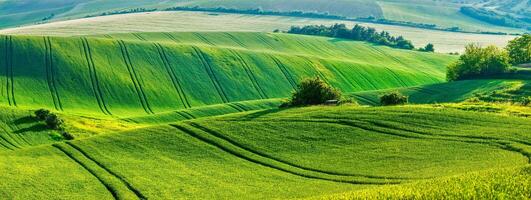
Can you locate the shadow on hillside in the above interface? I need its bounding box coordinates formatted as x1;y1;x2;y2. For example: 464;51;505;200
238;108;286;120
13;116;38;125
14;124;48;134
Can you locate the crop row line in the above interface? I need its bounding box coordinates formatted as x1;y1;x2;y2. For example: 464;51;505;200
191;46;229;103
118;40;154;114
231;50;268;99
82;38;112;115
131;33;147;41
162;32;180;43
193;33;215;46
176;110;195;120
154;43;191;108
44;37;63;111
224;33;246;47
174;122;405;184
4;35;15;106
270;56;297;89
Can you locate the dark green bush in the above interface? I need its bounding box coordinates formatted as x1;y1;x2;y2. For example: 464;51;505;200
45;114;63;130
380;92;408;106
288;77;341;106
447;44;511;81
34;109;50;121
61;131;75;140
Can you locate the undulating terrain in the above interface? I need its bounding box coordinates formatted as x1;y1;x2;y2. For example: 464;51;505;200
0;0;529;199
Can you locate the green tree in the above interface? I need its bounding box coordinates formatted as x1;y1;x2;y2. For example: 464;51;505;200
289;77;341;106
424;43;435;52
447;44;511;81
380;92;408;106
506;34;531;65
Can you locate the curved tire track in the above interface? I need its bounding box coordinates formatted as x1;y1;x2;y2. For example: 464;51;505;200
82;38;112;115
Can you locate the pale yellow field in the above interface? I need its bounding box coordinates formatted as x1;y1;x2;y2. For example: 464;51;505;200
0;11;516;53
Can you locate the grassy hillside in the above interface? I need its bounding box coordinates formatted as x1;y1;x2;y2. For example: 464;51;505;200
0;11;516;53
351;76;531;106
0;32;454;116
0;105;529;198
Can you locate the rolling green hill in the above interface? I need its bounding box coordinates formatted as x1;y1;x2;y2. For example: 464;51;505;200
0;32;454;116
0;105;529;199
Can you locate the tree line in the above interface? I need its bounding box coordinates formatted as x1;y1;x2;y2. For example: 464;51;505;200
447;34;530;81
285;24;416;50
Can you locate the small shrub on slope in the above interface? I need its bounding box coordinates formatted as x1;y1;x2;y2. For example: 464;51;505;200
45;113;63;130
288;77;341;106
34;109;50;120
380;92;408;106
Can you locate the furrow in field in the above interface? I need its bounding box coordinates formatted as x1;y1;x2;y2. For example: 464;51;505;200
44;37;63;111
162;32;180;43
5;36;15;106
0;132;17;150
103;34;113;39
131;33;147;41
53;143;144;200
383;67;408;87
65;142;147;199
192;33;215;46
231;50;267;99
350;94;379;105
155;43;190;108
227;103;246;112
186;122;410;180
117;40;154;114
172;123;398;185
175;111;195;120
3;35;10;106
82;38;112;115
191;46;229;103
224;33;246;48
270;56;297;89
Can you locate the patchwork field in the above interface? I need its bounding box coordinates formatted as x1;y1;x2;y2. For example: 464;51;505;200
0;11;517;53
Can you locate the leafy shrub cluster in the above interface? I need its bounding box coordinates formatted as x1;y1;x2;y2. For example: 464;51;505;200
165;6;345;20
284;77;341;107
447;44;511;81
419;43;435;52
287;24;415;49
380;92;408;106
33;109;73;140
506;34;530;65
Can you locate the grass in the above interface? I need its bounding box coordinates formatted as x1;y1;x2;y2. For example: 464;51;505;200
0;32;454;116
0;104;528;198
350;79;531;106
0;11;517;53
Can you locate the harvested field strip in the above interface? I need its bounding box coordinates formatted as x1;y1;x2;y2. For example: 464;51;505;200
179;122;407;182
231;50;267;99
191;46;229;103
118;40;154;114
82;38;111;115
154;43;190;108
53;143;143;200
5;36;14;106
270;56;297;89
44;37;62;111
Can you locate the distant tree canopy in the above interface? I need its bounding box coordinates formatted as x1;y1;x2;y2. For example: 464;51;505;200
506;34;531;65
447;44;511;81
460;6;530;30
419;43;435;52
287;24;415;50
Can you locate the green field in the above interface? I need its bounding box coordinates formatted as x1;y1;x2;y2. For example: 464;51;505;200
0;32;454;116
0;11;517;53
0;104;529;199
1;3;530;197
